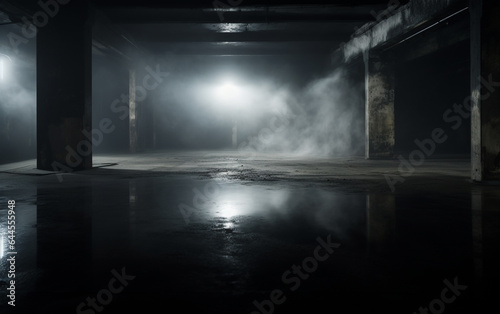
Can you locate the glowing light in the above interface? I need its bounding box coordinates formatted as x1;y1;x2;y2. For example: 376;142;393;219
216;81;240;103
0;59;4;81
0;235;4;259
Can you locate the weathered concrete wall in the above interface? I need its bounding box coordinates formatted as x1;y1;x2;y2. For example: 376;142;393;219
470;0;500;181
365;52;395;159
129;68;137;153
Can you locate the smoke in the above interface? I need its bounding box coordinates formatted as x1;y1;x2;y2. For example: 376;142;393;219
145;54;364;156
0;74;35;114
0;24;36;116
240;68;365;157
0;50;35;118
0;67;36;163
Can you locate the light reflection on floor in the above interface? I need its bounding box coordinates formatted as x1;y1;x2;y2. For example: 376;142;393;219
0;166;498;314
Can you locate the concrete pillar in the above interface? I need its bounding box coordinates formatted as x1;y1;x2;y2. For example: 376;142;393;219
129;68;137;153
470;0;500;181
364;51;395;159
37;3;92;171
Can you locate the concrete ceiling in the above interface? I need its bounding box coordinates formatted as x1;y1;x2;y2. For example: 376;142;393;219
0;0;410;56
97;1;407;56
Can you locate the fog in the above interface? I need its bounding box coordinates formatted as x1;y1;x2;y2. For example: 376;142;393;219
0;64;36;163
121;54;366;157
2;38;366;163
0;24;36;164
236;68;365;157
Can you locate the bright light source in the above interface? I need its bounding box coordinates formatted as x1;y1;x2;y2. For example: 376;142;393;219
216;81;240;103
220;82;237;94
207;76;256;114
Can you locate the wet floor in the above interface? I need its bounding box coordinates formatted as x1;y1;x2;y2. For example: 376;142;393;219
0;155;499;314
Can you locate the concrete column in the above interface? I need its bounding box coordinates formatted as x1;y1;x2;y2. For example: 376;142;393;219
470;0;500;181
129;68;137;153
364;51;395;159
37;3;92;171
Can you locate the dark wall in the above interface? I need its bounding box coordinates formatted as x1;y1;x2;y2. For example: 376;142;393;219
394;37;471;156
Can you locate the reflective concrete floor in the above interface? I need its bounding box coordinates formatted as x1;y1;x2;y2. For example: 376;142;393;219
0;151;499;314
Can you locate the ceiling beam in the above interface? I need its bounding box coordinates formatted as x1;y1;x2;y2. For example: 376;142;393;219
100;5;386;24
